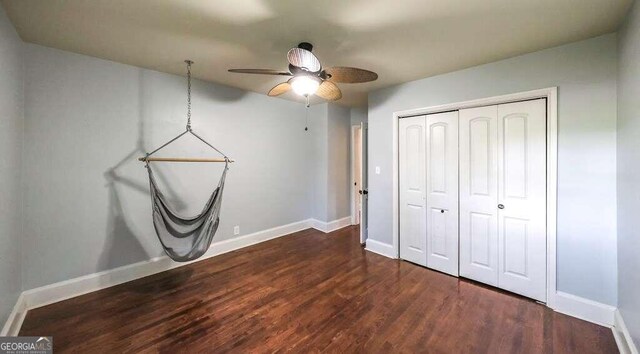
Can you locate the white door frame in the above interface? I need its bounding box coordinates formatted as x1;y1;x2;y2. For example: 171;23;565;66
391;87;558;308
350;124;362;225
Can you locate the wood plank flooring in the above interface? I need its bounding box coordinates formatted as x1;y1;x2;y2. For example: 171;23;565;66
20;226;618;353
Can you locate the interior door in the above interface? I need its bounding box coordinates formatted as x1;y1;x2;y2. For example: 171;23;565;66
359;122;368;244
459;105;499;286
497;99;547;302
425;111;459;276
399;116;427;265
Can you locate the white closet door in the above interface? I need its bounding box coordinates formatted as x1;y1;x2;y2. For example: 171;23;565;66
426;111;459;276
497;99;547;302
399;116;427;266
459;105;499;286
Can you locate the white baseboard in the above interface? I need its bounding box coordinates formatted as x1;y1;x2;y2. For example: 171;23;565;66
551;291;616;327
9;221;619;341
22;219;313;311
2;218;356;336
0;294;27;336
363;241;618;329
310;217;352;233
613;309;639;354
365;239;396;259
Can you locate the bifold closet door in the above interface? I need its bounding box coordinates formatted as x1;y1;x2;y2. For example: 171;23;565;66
425;111;459;276
459;99;547;302
459;105;499;286
399;115;427;266
497;99;547;302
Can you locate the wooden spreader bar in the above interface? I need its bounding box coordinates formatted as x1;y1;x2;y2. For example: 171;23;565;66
138;157;234;163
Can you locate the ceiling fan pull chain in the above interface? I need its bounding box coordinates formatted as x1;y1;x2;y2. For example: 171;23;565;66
185;60;193;131
305;95;310;131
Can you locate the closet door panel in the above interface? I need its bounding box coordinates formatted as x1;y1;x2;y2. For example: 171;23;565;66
497;99;547;302
459;106;499;286
399;116;427;266
426;111;459;276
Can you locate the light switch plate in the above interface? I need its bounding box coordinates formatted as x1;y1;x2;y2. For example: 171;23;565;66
375;166;381;174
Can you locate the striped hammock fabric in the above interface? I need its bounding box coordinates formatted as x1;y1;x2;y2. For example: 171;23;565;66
146;162;228;262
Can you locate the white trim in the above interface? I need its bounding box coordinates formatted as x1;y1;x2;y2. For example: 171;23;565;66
552;291;615;327
349;125;360;225
545;89;559;309
363;244;618;329
365;239;396;259
350;125;363;226
392;111;400;258
391;87;558;304
310;217;352;233
3;210;619;335
1;293;27;336
613;309;639;354
13;219;314;317
2;217;357;336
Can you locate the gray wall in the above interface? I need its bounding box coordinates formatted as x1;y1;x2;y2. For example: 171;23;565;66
617;0;640;346
21;44;313;289
308;103;351;222
368;34;618;305
0;6;23;326
350;106;368;125
309;104;329;222
327;104;351;221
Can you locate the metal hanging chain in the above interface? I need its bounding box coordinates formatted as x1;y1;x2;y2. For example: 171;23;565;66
304;94;310;131
185;60;193;131
142;59;231;163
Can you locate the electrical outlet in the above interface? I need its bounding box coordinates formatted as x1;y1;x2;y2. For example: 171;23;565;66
233;226;240;235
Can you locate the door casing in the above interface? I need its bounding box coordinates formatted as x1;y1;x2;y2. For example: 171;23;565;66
351;125;363;226
359;122;369;244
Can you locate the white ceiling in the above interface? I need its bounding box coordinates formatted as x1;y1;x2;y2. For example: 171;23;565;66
1;0;632;107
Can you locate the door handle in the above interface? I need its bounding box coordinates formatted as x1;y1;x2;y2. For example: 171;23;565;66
440;209;446;213
498;204;505;209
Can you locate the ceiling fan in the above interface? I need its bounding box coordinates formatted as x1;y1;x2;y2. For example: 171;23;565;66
228;42;378;102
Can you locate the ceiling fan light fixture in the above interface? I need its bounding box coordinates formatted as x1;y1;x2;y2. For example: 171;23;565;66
228;42;378;102
291;75;321;96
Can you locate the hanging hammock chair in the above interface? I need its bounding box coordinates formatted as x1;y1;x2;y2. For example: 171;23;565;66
146;162;227;262
139;60;234;262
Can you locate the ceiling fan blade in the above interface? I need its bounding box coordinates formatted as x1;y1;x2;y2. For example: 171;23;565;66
268;82;291;96
316;81;342;101
228;69;292;76
324;67;378;83
287;48;321;72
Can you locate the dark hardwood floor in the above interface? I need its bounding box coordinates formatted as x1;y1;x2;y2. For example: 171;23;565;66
20;226;617;353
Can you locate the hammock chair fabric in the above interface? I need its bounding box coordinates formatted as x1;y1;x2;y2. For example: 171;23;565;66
140;60;232;262
146;162;228;262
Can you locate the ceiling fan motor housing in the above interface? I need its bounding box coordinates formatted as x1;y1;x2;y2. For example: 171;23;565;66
298;42;313;52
